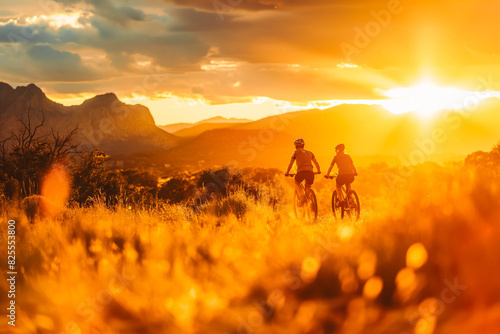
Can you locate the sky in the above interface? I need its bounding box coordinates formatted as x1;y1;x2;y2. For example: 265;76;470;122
1;0;500;124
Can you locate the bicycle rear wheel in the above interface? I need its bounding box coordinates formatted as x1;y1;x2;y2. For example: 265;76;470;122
293;184;305;219
332;190;342;219
347;190;360;220
306;189;318;222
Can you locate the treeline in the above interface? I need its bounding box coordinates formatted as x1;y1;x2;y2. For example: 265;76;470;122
464;143;500;174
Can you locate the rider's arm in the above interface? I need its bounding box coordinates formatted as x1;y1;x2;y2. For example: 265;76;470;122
285;157;295;175
312;157;321;173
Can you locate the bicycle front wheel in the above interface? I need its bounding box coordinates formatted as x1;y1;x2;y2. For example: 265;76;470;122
332;190;342;219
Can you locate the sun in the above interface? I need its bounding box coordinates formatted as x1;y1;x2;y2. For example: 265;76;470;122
381;81;467;118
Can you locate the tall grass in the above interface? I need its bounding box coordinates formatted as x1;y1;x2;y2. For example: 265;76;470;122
1;162;499;334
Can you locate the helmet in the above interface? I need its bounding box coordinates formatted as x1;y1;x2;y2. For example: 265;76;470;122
335;143;345;151
294;138;305;147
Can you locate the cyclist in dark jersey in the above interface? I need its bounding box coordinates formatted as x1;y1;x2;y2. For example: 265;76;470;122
285;138;321;205
325;144;358;205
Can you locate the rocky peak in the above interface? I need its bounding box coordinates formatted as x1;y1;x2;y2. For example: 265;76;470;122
82;93;120;107
0;82;14;94
0;82;15;108
14;83;45;98
0;81;178;154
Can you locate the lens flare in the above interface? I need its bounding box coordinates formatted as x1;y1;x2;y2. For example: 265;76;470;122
363;276;383;300
41;164;71;218
406;243;428;269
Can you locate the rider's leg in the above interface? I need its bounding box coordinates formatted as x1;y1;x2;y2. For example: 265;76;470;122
304;171;314;203
304;182;312;196
336;183;344;202
346;183;352;201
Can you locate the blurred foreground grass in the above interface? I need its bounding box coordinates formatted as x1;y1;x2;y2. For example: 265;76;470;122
1;162;500;334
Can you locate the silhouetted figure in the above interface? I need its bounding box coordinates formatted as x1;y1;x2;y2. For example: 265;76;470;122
285;138;321;205
325;144;358;205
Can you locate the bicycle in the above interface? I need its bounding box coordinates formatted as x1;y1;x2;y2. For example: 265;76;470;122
325;175;360;220
285;173;320;222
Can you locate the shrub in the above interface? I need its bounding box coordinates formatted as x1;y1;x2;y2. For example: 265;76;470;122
71;150;127;206
159;177;191;204
215;191;248;219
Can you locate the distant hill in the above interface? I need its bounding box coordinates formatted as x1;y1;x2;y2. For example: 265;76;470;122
0;82;178;155
162;128;295;169
161;100;500;169
160;116;250;134
173;122;249;137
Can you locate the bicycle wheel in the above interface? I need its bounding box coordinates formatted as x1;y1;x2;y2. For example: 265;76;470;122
332;190;342;219
293;184;305;219
347;190;360;220
306;189;318;222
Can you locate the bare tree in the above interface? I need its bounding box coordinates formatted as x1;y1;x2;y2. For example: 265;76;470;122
1;106;79;198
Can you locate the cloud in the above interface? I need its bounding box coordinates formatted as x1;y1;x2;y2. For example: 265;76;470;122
54;0;146;26
0;44;104;82
0;22;58;44
162;0;367;12
28;44;78;62
2;0;500;108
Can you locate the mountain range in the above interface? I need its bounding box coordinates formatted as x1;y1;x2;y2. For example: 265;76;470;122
160;101;500;169
1;82;499;170
0;82;177;155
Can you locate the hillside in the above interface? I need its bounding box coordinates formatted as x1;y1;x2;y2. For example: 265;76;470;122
0;82;178;155
160;116;251;134
161;101;500;169
162;128;295;169
173;121;249;137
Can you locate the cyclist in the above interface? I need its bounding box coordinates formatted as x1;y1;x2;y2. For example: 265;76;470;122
325;144;358;206
285;138;321;205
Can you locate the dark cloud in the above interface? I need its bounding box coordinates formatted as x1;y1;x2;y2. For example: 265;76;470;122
0;43;105;82
84;15;209;71
26;45;101;81
91;1;146;26
0;23;57;44
27;44;79;61
168;7;233;31
164;0;364;12
54;0;146;26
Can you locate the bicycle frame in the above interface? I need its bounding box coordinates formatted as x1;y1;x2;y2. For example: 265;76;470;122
325;175;360;220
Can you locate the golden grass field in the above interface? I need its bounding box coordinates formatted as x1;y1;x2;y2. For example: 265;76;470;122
1;161;500;334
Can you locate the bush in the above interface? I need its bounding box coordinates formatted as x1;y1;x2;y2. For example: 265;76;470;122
121;169;158;188
215;191;248;219
71;150;127;206
159;177;192;204
465;141;500;175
